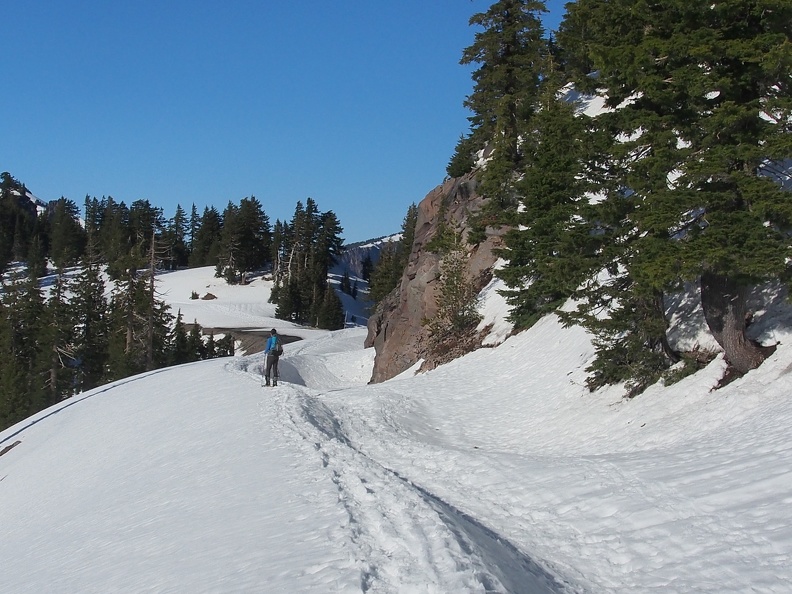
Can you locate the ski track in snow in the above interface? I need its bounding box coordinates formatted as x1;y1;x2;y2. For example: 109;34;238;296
6;267;792;593
233;359;580;594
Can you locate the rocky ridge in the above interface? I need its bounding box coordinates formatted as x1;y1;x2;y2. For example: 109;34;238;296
365;173;506;383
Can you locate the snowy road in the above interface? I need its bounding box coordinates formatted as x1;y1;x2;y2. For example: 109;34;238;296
273;385;573;593
234;334;578;593
3;267;792;592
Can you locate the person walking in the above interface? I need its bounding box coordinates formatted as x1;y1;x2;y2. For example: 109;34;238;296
264;328;283;386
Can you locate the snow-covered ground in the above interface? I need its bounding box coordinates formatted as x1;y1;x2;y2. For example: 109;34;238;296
2;267;792;593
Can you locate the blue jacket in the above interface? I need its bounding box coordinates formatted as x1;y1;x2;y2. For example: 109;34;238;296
265;335;280;355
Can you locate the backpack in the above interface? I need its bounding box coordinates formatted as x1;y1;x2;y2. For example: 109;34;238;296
274;336;284;356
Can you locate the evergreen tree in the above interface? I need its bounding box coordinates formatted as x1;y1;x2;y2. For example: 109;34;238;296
43;267;77;403
316;284;345;330
368;242;399;304
26;235;47;280
497;73;610;328
190;206;223;267
217;200;241;283
165;204;190;269
187;321;205;360
560;0;792;377
427;247;483;349
170;310;193;365
0;272;48;424
0;173;38;272
234;196;272;280
458;0;550;207
49;197;86;268
340;270;352;295
367;203;418;304
361;253;373;282
188;203;200;254
272;199;344;326
215;334;235;357
70;249;110;392
0;299;27;430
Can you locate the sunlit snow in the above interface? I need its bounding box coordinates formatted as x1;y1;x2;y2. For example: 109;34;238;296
2;267;792;593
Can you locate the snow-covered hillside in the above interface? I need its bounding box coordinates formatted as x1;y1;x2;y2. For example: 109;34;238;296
1;267;791;593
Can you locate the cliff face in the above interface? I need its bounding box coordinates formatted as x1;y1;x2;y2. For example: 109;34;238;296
335;235;399;279
365;174;506;383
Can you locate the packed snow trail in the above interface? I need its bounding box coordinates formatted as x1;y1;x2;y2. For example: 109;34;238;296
238;338;581;593
263;383;576;594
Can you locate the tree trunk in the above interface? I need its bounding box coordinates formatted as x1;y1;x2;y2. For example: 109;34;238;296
700;271;772;374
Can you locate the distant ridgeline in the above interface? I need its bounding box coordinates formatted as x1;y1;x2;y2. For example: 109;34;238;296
336;234;401;279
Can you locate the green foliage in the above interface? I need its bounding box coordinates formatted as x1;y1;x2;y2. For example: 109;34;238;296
368;203;419;305
270;198;345;327
446;134;479;178
316;284;345;330
446;0;792;393
460;0;550;206
426;248;482;341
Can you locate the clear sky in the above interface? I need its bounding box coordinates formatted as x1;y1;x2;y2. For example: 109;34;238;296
2;1;570;244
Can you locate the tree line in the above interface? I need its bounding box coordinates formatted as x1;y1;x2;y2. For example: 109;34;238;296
445;0;791;395
0;173;346;430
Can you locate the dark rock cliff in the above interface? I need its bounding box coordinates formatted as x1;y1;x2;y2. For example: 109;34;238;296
365;173;506;383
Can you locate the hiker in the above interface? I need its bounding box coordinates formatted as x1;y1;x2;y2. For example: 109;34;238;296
264;328;283;386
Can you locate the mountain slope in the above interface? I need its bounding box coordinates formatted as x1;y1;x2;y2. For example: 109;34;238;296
2;268;792;592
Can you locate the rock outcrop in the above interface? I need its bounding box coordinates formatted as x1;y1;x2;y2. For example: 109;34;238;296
365;173;506;383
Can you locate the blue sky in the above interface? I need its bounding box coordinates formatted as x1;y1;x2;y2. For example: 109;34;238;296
3;1;570;243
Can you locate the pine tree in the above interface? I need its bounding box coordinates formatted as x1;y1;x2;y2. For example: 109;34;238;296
188;203;200;254
427;246;483;349
316;284;345;330
0;299;27;430
44;267;77;402
71;248;110;392
561;0;792;376
189;206;223;267
234;196;271;280
49;197;86;268
170;310;193;365
0;264;57;428
458;0;550;207
367;203;418;304
187;321;205;360
272;199;344;326
165;204;190;269
497;71;610;328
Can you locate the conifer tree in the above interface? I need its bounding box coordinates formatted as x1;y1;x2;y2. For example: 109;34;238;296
188;204;200;254
71;248;110;392
457;0;550;207
44;267;77;402
165;204;190;269
272;199;344;326
49;197;86;268
368;203;418;304
0;272;48;423
170;311;193;365
189;206;223;267
0;300;27;430
316;284;345;330
560;0;792;376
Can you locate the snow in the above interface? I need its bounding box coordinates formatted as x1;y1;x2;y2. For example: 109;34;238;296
2;267;792;593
